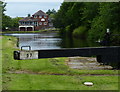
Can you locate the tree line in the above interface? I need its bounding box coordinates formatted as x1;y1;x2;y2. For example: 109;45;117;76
0;1;22;31
53;2;120;45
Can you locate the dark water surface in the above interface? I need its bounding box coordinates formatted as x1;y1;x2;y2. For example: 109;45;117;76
4;33;99;50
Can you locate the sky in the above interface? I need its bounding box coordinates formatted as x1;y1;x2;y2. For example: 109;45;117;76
4;0;63;18
4;0;63;2
4;0;118;18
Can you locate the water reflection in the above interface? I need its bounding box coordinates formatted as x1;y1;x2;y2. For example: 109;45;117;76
60;35;99;48
4;33;99;50
5;33;61;50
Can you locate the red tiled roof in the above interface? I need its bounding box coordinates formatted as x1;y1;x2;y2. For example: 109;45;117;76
33;10;47;16
19;17;38;22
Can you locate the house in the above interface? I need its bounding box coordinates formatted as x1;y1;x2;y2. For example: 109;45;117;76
19;10;53;31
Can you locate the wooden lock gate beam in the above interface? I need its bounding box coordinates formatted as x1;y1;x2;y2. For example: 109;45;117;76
14;46;120;64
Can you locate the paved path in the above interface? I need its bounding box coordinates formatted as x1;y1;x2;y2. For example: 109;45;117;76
66;57;113;70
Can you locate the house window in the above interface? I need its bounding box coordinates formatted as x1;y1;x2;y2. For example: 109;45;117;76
19;22;22;25
39;22;42;25
44;22;47;25
49;23;53;27
32;22;35;25
44;16;47;18
30;22;32;25
34;22;38;26
34;22;37;26
23;22;25;25
39;16;42;18
37;22;38;26
34;16;37;18
41;18;45;21
22;22;24;25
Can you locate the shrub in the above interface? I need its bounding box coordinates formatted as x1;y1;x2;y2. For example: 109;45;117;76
72;26;87;39
61;25;74;36
111;29;120;45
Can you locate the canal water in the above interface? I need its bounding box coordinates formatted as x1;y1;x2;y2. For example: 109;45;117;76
4;33;99;50
3;33;119;69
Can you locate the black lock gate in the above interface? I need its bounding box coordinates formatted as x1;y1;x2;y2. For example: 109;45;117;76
14;46;120;65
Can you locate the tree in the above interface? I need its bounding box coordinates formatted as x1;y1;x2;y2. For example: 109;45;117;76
0;1;13;31
51;9;56;14
53;2;120;45
46;9;52;15
0;1;6;15
53;2;84;35
27;14;31;17
88;2;120;43
1;1;22;31
2;15;13;30
0;1;7;30
46;9;56;15
53;2;75;29
81;2;99;28
11;17;23;30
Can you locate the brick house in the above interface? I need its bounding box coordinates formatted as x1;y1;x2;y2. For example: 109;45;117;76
19;10;53;31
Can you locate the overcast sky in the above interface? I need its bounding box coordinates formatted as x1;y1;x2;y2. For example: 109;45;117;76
4;0;63;18
4;0;63;2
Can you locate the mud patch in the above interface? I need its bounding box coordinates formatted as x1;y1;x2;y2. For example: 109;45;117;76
7;70;119;76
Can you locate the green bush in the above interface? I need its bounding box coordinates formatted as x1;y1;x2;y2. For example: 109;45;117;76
111;29;120;45
87;16;106;42
60;25;74;36
72;26;87;39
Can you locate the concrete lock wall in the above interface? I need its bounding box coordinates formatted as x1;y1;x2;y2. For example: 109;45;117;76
20;51;38;60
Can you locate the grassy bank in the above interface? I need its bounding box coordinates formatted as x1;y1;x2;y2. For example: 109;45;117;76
2;36;119;90
4;74;118;90
0;36;2;91
1;29;59;34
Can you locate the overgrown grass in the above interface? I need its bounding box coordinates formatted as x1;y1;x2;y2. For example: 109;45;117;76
2;36;119;90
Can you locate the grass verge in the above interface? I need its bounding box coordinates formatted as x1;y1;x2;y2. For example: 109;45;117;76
0;36;2;91
2;35;119;90
1;29;59;34
3;74;118;90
